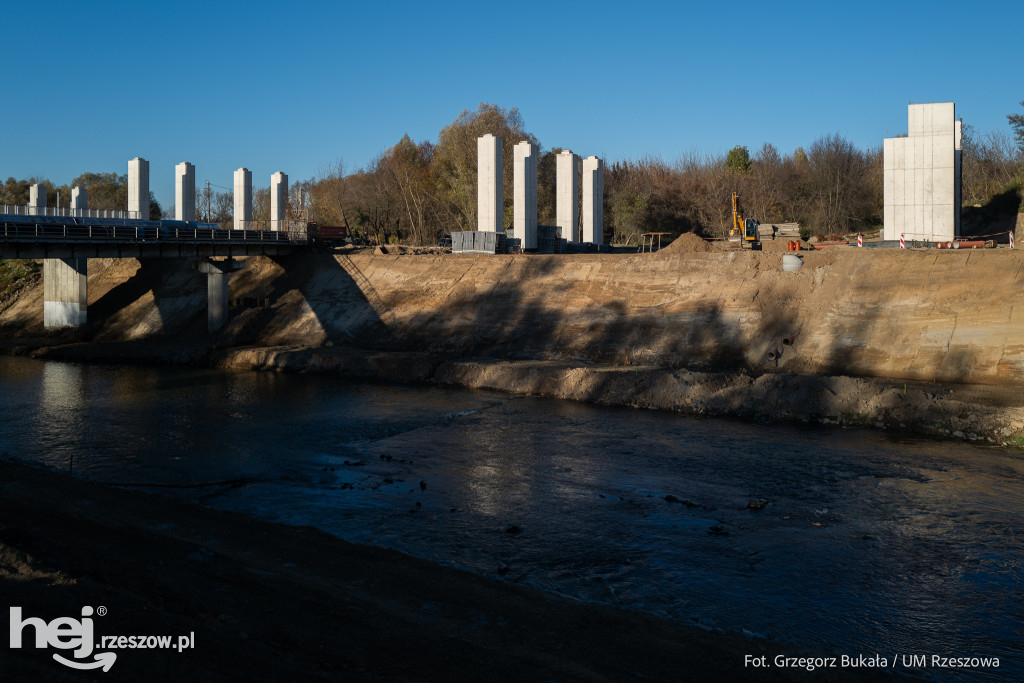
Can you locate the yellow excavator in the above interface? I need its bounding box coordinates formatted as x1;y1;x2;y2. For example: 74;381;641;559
730;192;761;249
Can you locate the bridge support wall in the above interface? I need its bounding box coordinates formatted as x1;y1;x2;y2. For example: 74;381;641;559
196;258;245;332
43;258;87;328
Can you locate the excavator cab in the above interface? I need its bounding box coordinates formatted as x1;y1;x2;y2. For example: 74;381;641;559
744;218;760;241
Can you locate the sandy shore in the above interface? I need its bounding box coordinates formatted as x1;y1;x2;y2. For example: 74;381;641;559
0;459;915;682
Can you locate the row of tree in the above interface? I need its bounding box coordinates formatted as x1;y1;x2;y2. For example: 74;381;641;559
305;102;1024;245
5;102;1022;244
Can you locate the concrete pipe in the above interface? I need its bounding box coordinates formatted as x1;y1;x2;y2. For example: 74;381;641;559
782;254;803;272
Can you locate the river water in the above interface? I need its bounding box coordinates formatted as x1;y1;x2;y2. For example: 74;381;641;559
1;356;1021;681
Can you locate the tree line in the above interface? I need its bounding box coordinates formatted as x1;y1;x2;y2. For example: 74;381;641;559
4;101;1022;243
305;102;1023;245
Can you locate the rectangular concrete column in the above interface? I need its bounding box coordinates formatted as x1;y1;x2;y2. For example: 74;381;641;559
582;156;604;245
128;157;150;220
556;150;580;243
513;141;538;250
477;134;503;232
29;184;46;216
271;171;288;232
175;162;196;221
70;186;87;217
196;259;244;332
954;119;962;236
234;168;252;230
43;258;87;328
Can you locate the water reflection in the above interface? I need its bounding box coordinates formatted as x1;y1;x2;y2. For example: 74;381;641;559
1;355;1022;682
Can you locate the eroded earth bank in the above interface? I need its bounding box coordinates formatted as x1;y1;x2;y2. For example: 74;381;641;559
3;236;1023;443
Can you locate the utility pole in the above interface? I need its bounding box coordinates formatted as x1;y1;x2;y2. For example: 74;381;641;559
206;181;211;223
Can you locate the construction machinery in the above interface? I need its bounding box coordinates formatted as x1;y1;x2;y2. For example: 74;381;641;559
730;192;761;249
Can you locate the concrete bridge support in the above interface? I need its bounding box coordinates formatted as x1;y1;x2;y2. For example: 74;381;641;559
556;151;579;243
582;156;604;245
175;162;196;221
234;168;252;230
513;141;538;250
43;258;87;329
196;258;244;332
71;186;87;216
128;157;150;220
271;172;288;232
477;134;502;232
29;184;45;216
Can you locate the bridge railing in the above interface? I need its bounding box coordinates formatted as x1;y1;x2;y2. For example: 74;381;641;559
0;205;141;219
0;221;307;244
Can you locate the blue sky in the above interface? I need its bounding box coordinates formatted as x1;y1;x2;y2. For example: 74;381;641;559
2;0;1020;211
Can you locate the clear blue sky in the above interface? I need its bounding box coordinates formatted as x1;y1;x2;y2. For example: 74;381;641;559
2;0;1020;211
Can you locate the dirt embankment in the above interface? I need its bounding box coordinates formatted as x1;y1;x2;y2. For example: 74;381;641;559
3;243;1024;442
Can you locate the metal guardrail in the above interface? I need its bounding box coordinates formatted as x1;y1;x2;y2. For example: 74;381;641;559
0;216;307;245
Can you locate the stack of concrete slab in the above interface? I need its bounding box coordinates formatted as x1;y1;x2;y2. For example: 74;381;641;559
452;230;510;254
537;225;566;254
758;223;800;240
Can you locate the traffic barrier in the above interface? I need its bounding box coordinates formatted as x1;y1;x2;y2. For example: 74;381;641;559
1011;232;1015;249
900;234;905;249
857;234;863;247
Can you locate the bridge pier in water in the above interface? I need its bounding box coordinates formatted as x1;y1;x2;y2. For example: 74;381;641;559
43;258;88;329
196;258;245;332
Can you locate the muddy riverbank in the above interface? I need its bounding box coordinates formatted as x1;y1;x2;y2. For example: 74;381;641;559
2;457;917;682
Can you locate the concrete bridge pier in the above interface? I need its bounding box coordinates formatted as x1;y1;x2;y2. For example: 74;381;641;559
196;258;245;332
43;258;88;328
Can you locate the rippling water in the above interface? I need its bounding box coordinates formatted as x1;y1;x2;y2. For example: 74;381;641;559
1;356;1021;682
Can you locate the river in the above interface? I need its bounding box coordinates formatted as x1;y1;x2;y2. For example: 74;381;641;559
1;356;1021;681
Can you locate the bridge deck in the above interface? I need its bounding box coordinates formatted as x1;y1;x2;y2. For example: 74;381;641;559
0;214;307;259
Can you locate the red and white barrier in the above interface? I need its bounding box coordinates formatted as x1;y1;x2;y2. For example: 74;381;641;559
1011;232;1015;249
857;234;863;247
900;234;905;250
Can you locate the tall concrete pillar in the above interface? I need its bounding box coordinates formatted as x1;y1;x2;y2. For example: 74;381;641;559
29;184;46;216
582;156;604;245
43;258;87;328
954;119;963;236
233;168;252;230
477;134;503;232
128;157;150;220
70;186;87;217
556;150;580;243
513;141;538;250
271;171;288;232
175;162;196;221
196;259;244;332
